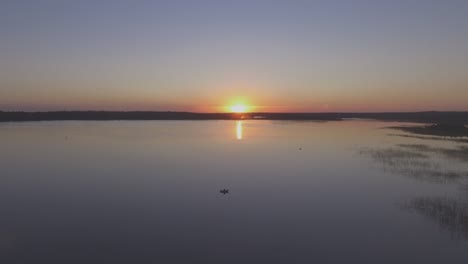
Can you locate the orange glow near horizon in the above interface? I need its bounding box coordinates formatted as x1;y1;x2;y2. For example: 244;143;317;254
224;97;253;113
230;104;248;113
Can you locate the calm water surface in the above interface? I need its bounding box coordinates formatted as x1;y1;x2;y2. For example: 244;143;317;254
1;120;468;263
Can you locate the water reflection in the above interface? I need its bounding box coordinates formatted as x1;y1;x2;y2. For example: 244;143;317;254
236;121;243;140
3;120;468;262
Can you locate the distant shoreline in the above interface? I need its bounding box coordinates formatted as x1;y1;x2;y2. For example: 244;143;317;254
1;111;468;124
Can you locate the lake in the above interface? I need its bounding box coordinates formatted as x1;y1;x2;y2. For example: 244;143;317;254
1;120;467;263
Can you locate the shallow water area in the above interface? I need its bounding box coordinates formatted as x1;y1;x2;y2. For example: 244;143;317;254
1;120;468;263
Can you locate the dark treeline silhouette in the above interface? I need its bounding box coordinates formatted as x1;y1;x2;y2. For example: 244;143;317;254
1;111;468;124
0;111;239;122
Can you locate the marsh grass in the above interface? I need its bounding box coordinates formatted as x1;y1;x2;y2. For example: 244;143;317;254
398;144;468;162
388;124;468;137
388;134;468;143
362;137;468;239
361;134;468;183
402;197;468;239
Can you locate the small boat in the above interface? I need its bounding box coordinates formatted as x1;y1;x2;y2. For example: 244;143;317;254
220;189;229;194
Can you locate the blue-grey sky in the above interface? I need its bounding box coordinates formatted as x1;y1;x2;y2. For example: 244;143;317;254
1;0;468;112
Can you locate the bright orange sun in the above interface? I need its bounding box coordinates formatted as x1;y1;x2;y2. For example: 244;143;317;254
230;104;248;113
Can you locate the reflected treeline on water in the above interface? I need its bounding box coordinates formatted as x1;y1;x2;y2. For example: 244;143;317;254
361;132;468;239
402;197;468;239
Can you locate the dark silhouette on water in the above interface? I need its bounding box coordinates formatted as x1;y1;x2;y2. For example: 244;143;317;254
220;189;229;195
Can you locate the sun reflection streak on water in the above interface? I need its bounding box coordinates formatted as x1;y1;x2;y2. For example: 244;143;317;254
236;121;243;140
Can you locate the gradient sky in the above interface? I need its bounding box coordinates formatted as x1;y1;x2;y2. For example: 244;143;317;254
1;0;468;112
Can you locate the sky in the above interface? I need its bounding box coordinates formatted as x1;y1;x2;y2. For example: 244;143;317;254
1;0;468;112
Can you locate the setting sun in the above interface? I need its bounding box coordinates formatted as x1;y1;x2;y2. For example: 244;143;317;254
230;104;248;113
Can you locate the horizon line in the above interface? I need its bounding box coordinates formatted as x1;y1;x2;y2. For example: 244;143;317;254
2;110;468;114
